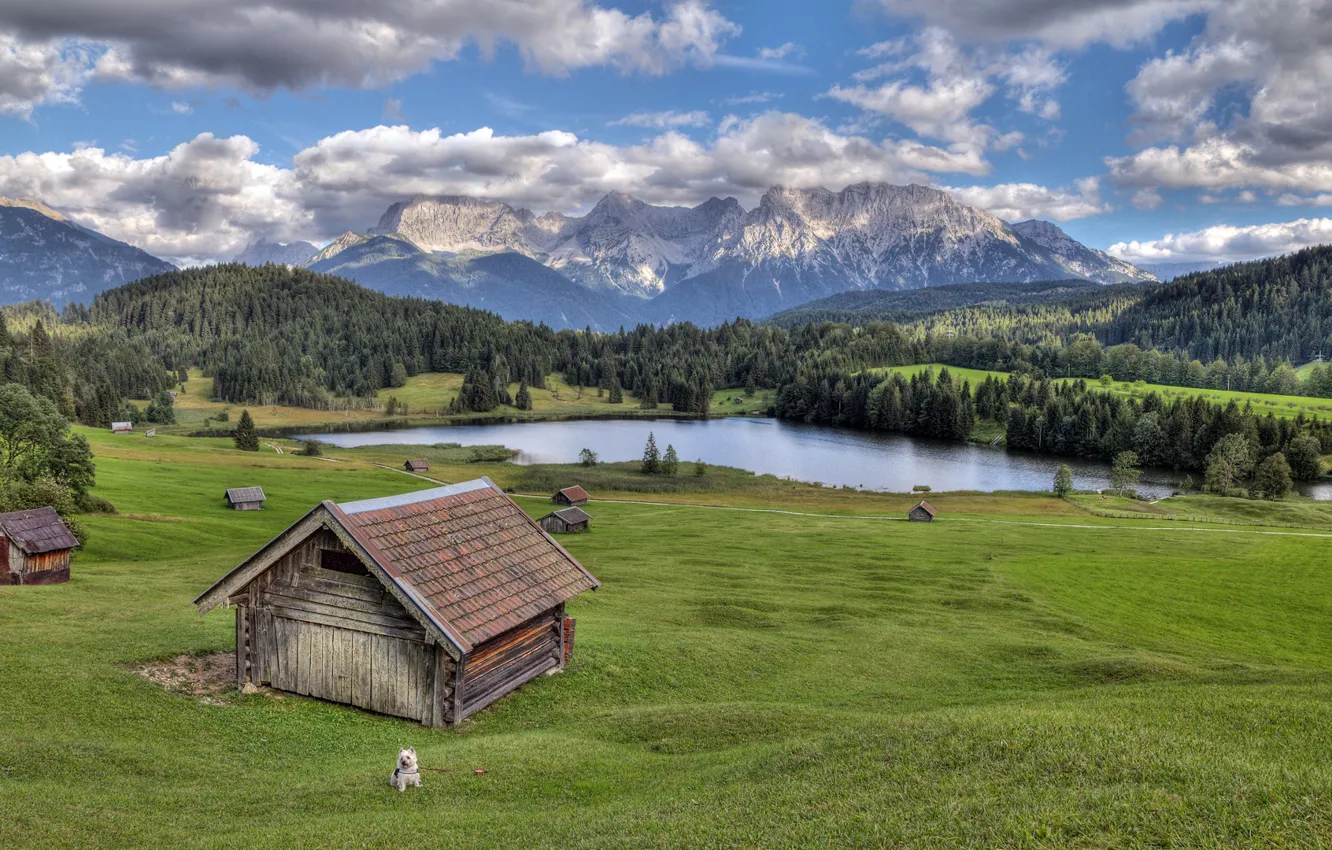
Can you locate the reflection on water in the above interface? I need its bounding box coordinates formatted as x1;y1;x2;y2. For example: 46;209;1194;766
302;417;1332;499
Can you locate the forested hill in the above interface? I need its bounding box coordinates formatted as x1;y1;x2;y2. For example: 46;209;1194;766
774;246;1332;366
84;264;811;411
766;279;1130;327
1100;247;1332;364
89;265;563;406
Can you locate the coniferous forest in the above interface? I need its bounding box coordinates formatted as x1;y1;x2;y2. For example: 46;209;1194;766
5;249;1332;479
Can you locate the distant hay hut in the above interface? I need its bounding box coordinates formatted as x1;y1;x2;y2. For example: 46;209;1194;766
908;500;936;522
225;487;267;511
193;478;600;726
0;507;78;585
404;459;431;473
111;421;133;433
539;506;592;535
145;429;157;438
552;485;590;507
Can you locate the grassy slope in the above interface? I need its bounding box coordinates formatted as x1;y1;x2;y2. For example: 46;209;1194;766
143;370;776;434
2;431;1331;847
884;363;1332;421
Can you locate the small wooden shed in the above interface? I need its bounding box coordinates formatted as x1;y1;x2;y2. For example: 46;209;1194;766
539;506;592;534
225;487;267;511
193;478;600;726
404;459;431;473
909;500;936;522
111;421;133;433
552;485;590;507
0;507;78;585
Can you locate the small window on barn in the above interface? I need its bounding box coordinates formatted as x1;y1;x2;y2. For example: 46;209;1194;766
319;548;369;576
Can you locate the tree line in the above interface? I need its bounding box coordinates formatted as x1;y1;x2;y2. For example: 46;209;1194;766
776;366;1331;480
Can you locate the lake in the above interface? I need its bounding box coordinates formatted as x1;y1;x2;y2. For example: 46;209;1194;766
300;416;1319;499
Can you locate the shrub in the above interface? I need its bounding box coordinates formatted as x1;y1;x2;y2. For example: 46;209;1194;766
912;484;931;493
579;448;599;467
299;439;323;457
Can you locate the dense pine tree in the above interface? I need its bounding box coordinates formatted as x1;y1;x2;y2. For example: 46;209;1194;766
234;410;259;452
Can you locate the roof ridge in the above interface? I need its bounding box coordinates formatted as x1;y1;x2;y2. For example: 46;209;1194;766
337;478;493;514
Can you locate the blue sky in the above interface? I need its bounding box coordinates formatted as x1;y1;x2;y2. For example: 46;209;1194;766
2;0;1330;266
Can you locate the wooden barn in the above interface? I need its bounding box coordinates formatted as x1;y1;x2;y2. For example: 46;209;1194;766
225;487;267;511
404;459;431;473
111;421;132;433
908;500;936;522
539;506;592;534
193;478;600;726
0;507;78;585
552;485;590;507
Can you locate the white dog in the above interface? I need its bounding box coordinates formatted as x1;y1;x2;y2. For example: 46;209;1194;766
390;747;422;792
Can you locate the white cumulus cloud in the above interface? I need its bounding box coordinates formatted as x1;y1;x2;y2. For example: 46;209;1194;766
0;0;739;109
0;114;997;263
1108;217;1332;263
944;177;1109;222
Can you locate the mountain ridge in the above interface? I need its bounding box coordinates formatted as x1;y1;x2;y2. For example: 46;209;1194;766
3;183;1158;325
0;197;177;306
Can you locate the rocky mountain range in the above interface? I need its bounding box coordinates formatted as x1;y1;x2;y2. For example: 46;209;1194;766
303;183;1156;328
0;197;176;306
232;239;319;267
1;183;1158;327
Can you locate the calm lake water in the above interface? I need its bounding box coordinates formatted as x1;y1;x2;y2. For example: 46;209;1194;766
299;416;1332;499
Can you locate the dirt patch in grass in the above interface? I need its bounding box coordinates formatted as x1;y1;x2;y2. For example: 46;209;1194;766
133;652;242;704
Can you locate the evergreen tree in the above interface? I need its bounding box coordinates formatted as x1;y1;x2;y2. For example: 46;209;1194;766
144;390;176;424
641;432;661;474
608;380;623;404
662;444;679;476
515;380;533;411
694;458;707;476
234;409;260;451
1053;464;1074;497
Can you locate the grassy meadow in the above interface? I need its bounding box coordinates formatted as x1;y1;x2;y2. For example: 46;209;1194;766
883;362;1332;422
138;370;776;435
2;430;1331;847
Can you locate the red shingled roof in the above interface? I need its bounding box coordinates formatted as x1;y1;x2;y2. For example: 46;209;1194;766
0;506;78;554
557;485;590;503
912;500;936;517
331;481;598;649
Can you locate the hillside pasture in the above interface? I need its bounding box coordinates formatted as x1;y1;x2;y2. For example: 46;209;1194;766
882;363;1332;421
1;433;1331;846
130;370;773;435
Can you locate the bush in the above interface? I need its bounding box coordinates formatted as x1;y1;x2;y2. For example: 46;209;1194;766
579;448;599;467
912;484;931;493
298;439;323;457
1252;452;1293;501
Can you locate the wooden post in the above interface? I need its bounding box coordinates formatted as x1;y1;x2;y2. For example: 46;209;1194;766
451;654;466;725
235;605;250;689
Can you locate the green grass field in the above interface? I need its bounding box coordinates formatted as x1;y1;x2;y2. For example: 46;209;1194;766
2;431;1331;847
140;370;775;435
884;363;1332;421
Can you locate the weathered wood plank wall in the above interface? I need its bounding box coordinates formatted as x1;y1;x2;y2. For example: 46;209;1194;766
460;607;562;719
231;526;568;725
